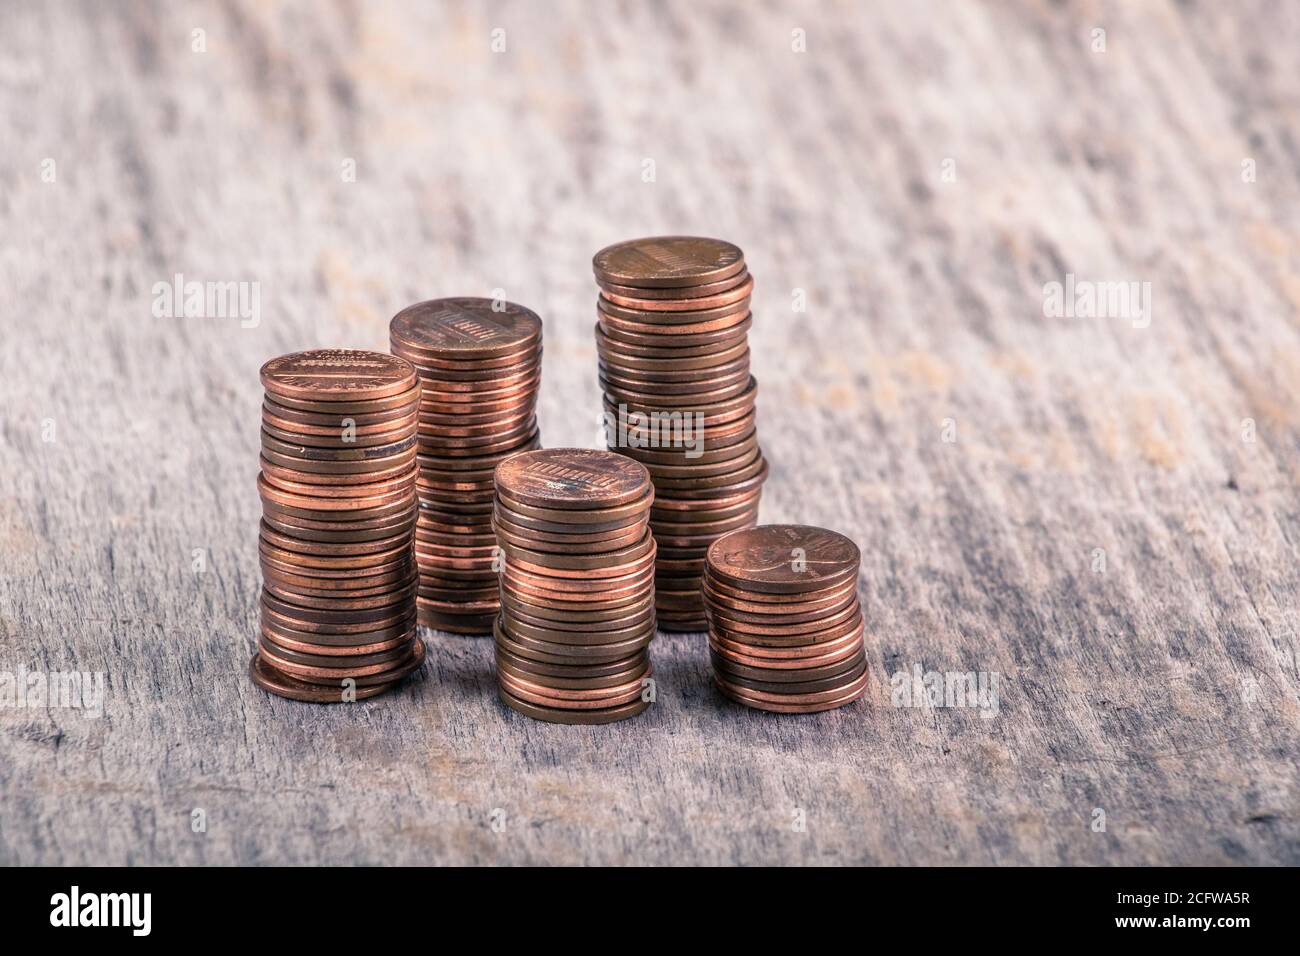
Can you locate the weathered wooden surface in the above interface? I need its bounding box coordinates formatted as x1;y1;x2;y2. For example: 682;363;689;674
1;0;1298;865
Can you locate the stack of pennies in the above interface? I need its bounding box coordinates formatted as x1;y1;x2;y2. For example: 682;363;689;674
592;236;767;632
492;448;656;724
703;525;867;714
252;349;426;702
389;298;543;634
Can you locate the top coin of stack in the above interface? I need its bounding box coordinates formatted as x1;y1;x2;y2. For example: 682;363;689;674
492;448;657;724
252;349;426;703
703;525;867;714
389;298;543;634
592;236;767;632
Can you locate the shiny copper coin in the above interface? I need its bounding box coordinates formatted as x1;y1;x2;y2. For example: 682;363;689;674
592;236;745;289
711;648;868;687
405;350;540;382
707;524;859;595
496;618;653;662
498;685;651;724
261;349;417;402
594;320;750;357
273;638;424;686
257;470;416;505
390;297;542;360
496;628;647;668
494;448;651;511
703;569;855;605
265;429;421;463
596;267;750;300
501;610;655;647
260;384;420;416
258;639;416;680
598;305;750;338
261;565;416;597
598;286;754;323
496;642;648;680
500;589;653;623
263;578;418;613
261;513;414;546
494;497;650;533
262;583;417;622
703;589;858;626
291;643;424;687
262;396;419;428
502;597;654;634
706;610;866;652
264;627;413;657
598;350;750;385
713;663;868;711
493;510;647;545
260;601;415;637
497;531;655;573
258;634;413;669
262;407;419;440
258;455;416;487
257;537;413;572
498;668;649;708
707;613;868;658
259;522;411;557
706;600;862;639
250;654;396;703
708;637;863;675
260;613;415;648
496;655;650;693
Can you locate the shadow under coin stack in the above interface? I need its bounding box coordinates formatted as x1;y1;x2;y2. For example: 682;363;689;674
592;236;767;632
703;525;867;714
252;349;426;702
492;448;656;724
388;298;543;634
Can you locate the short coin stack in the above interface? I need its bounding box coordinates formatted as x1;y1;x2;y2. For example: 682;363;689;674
592;236;766;631
252;349;426;702
492;448;656;724
389;298;543;634
703;525;867;713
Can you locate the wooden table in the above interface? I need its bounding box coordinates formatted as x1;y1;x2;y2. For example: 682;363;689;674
2;0;1297;865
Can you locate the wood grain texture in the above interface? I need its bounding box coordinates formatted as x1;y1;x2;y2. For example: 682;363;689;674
1;0;1298;865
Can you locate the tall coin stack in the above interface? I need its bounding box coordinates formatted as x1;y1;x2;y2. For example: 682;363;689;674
592;236;767;632
389;298;543;634
252;349;426;702
492;449;656;724
703;525;867;714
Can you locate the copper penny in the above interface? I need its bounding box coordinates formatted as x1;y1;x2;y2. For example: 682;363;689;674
261;349;417;402
494;448;651;511
592;236;745;289
390;297;542;360
596;267;750;300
